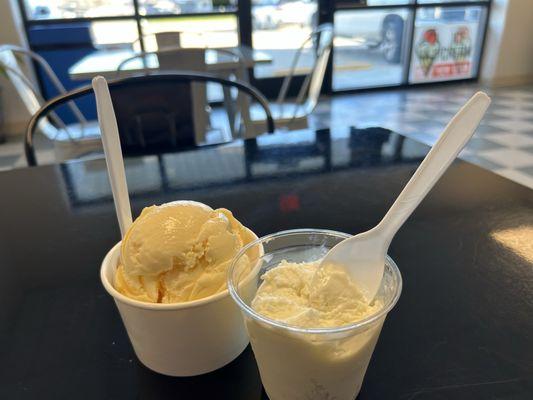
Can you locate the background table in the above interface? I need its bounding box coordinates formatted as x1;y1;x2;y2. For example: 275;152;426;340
69;45;273;141
68;46;272;81
1;127;532;399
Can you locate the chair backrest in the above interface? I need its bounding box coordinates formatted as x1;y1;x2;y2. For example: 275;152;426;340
276;23;334;118
25;73;275;166
305;24;334;112
0;48;43;116
0;45;91;141
116;48;210;144
116;47;248;143
116;48;213;80
111;79;196;152
116;47;247;77
0;48;62;139
0;45;87;125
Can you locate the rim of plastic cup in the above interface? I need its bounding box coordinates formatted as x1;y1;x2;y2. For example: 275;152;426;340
227;228;403;334
100;228;260;311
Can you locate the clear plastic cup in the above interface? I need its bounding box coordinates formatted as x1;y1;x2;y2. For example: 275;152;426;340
227;229;402;400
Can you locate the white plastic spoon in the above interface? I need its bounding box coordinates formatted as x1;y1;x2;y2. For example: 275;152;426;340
93;75;133;238
318;91;491;301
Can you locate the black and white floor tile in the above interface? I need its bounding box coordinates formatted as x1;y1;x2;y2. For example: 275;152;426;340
311;83;533;189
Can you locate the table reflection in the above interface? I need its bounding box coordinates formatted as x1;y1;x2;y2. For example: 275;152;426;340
60;127;429;208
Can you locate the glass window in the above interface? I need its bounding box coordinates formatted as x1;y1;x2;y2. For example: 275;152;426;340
333;8;411;90
366;0;413;4
409;6;486;83
336;1;413;5
138;0;237;16
252;0;318;79
23;0;134;20
91;20;139;49
417;0;488;3
140;15;239;51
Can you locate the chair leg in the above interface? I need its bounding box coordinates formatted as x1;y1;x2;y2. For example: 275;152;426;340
222;85;237;137
134;115;146;148
167;113;178;147
157;154;170;191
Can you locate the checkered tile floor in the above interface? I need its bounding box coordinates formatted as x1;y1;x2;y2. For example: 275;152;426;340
0;135;55;171
1;83;532;188
312;83;533;189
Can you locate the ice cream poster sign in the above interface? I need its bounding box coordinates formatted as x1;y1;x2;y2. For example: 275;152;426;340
409;22;478;82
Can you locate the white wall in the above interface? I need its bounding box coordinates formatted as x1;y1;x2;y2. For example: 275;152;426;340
481;0;533;86
0;0;33;136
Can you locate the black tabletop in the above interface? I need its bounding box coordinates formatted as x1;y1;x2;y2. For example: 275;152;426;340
1;127;532;400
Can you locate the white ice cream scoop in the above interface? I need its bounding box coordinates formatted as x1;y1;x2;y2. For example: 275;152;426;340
318;91;491;302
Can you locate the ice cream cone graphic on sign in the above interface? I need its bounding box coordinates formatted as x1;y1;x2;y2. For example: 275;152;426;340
415;29;440;76
450;26;472;62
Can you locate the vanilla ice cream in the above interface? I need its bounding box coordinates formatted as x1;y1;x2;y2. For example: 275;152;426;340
247;260;388;400
252;260;381;328
115;201;254;303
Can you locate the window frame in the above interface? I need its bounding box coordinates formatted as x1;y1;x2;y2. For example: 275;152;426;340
16;0;492;97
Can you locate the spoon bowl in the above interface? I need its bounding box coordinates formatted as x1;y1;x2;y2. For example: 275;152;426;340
319;91;491;301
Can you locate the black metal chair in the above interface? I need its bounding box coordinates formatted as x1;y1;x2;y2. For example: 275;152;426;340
25;72;275;166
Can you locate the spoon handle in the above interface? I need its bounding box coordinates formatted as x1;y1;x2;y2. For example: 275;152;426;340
377;91;491;244
93;76;133;238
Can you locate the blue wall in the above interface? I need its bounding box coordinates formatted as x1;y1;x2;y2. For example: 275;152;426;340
28;23;97;124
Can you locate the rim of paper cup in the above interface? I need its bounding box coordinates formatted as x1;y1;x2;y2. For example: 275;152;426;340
227;228;403;335
100;229;260;311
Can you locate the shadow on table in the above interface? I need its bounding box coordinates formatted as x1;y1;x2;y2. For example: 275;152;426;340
135;346;264;400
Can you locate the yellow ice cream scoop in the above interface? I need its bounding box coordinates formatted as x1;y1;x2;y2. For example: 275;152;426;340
115;200;254;303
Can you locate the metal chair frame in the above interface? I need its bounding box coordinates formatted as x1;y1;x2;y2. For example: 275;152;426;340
115;46;248;79
116;46;251;138
25;73;275;166
275;23;334;127
0;44;88;136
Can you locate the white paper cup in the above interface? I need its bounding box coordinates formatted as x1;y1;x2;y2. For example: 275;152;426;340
100;229;260;377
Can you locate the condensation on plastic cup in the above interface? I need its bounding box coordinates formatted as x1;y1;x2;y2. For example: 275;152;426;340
100;228;260;377
227;229;402;400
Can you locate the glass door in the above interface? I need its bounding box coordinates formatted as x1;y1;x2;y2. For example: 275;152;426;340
331;0;490;92
409;5;487;83
19;0;492;99
333;4;413;90
249;0;319;96
246;0;491;95
251;0;318;78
